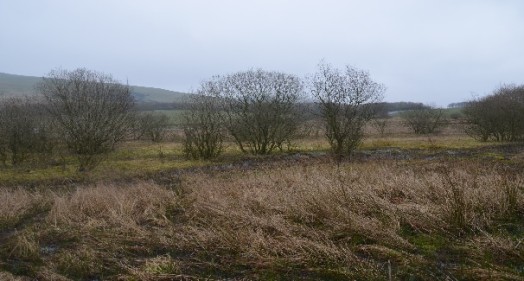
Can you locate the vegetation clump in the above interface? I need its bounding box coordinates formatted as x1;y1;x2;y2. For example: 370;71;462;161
308;62;385;159
464;84;524;142
401;105;447;135
0;97;55;167
38;68;135;171
182;85;224;160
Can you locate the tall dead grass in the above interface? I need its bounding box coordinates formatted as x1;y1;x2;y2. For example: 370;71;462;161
178;160;523;279
0;188;50;231
0;159;522;280
47;182;175;231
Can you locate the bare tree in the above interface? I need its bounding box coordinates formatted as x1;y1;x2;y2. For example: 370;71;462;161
401;105;447;135
308;62;385;159
220;69;303;154
182;81;224;160
133;112;170;142
464;85;524;142
0;97;55;166
38;68;135;171
371;118;389;137
462;100;495;142
369;103;389;136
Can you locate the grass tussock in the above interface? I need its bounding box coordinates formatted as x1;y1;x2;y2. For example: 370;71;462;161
47;182;175;230
0;188;51;231
0;158;523;280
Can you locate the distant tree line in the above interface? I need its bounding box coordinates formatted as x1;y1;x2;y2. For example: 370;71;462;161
372;101;426;117
448;102;469;109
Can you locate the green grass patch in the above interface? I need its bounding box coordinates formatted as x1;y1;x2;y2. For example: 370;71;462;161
147;109;188;125
478;152;507;160
0;165;78;185
361;135;502;150
0;135;514;186
407;233;448;257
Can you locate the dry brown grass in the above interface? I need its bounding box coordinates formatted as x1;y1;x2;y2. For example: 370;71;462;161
177;159;523;279
0;157;523;280
48;182;174;230
0;188;51;231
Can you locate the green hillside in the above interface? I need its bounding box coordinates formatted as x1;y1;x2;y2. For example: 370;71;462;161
0;72;190;103
130;85;191;103
0;72;42;97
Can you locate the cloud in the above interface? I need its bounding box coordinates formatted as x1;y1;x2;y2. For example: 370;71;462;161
1;0;523;106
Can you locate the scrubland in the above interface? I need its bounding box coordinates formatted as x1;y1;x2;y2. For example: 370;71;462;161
0;120;523;280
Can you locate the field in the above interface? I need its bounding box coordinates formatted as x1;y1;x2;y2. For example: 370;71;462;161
0;118;523;280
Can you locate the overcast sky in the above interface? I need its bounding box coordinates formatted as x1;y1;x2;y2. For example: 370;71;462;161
1;0;523;106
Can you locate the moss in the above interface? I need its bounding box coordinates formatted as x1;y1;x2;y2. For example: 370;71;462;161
0;166;77;186
142;254;181;275
55;248;103;280
478;152;507;160
401;230;448;257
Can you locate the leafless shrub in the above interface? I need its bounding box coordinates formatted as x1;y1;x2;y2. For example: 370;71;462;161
400;105;447;135
308;62;385;159
182;81;224;160
133;112;170;142
38;68;135;171
371;118;389;136
464;84;524;142
0;97;56;166
219;69;304;154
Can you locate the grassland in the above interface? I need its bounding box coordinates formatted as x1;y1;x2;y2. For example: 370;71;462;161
0;120;523;280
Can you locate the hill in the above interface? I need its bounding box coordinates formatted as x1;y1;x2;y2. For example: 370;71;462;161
0;72;190;103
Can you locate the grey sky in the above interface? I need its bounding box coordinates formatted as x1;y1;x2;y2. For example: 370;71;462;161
1;0;523;106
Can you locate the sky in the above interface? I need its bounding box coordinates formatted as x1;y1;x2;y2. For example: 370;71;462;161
1;0;524;106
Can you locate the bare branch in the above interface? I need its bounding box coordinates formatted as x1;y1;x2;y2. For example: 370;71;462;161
38;68;135;171
308;62;385;159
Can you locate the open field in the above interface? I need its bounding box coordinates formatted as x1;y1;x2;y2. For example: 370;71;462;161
1;119;523;280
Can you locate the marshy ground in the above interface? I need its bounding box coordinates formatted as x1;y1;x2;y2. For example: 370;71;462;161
1;123;523;280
